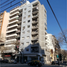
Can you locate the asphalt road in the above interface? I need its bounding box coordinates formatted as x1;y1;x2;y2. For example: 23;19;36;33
0;63;67;67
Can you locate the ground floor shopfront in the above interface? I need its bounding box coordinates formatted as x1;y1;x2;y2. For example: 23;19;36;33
15;53;46;64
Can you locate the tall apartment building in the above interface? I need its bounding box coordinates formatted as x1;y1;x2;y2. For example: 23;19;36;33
0;11;9;42
5;0;47;63
0;11;9;58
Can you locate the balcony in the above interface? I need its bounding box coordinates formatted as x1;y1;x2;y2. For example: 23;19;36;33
0;20;2;22
32;31;38;35
7;24;18;29
10;11;19;17
6;34;17;38
45;26;47;30
9;15;19;21
8;20;19;25
32;25;38;29
6;39;17;43
7;29;18;33
10;8;19;14
32;14;38;18
32;21;38;24
32;36;38;40
0;17;3;19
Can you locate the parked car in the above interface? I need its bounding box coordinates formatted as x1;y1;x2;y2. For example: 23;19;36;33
10;59;17;64
51;61;59;65
0;58;2;63
28;60;42;67
2;59;9;63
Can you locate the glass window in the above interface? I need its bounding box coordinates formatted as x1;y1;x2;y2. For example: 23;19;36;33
28;10;31;13
23;26;25;30
26;42;29;45
28;15;30;18
23;17;26;19
24;12;26;15
27;30;30;33
23;21;26;23
22;37;24;40
22;43;24;45
27;36;30;39
22;31;25;34
24;8;26;10
28;20;30;23
27;25;30;28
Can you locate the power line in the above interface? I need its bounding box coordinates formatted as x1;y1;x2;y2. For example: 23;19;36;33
0;0;10;5
47;0;67;43
0;1;20;12
0;0;16;8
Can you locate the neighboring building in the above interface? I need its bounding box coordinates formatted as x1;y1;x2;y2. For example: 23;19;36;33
46;34;60;62
0;11;9;42
0;11;9;58
5;0;47;63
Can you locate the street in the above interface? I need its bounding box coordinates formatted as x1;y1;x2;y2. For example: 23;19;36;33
0;63;67;67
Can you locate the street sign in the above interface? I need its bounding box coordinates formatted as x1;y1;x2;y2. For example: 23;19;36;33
57;55;59;58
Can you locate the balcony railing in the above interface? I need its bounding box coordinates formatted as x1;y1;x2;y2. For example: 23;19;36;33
6;34;17;38
32;31;38;35
10;8;19;14
6;39;17;43
31;36;38;40
32;25;38;29
9;15;19;21
32;14;39;18
7;24;18;29
8;20;19;25
6;29;18;33
10;11;19;17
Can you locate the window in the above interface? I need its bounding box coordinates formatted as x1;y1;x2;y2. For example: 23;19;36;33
45;43;47;45
27;36;30;39
28;15;30;18
23;21;26;23
22;37;24;40
26;42;29;45
28;10;31;13
24;8;26;10
22;43;24;45
28;20;30;23
23;26;25;30
27;25;30;28
27;30;30;33
22;31;25;34
24;12;26;15
23;17;26;19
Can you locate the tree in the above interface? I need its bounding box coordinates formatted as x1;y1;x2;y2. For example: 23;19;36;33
57;29;67;47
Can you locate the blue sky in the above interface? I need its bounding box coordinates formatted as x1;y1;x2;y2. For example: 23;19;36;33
0;0;67;50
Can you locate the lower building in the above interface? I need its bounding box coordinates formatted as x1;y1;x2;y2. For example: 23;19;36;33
46;34;60;63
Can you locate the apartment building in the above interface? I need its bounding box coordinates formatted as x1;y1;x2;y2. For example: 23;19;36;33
0;11;9;58
46;34;60;62
5;0;47;63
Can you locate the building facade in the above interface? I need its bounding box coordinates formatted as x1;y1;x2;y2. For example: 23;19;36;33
0;11;9;58
5;0;47;63
46;34;60;62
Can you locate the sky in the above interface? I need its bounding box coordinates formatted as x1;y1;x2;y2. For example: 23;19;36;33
0;0;67;50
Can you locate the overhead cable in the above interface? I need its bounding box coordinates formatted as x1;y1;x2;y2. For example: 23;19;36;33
47;0;67;43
